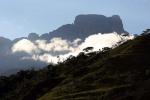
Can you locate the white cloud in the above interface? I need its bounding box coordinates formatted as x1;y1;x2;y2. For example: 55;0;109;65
79;32;134;51
11;32;134;64
35;38;71;52
12;39;38;54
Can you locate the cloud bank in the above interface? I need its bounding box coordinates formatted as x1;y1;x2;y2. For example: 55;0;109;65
11;32;134;64
0;32;134;75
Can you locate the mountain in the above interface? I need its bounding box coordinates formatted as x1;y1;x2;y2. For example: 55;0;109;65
0;37;11;54
0;31;150;100
0;14;128;43
1;14;127;42
40;14;128;41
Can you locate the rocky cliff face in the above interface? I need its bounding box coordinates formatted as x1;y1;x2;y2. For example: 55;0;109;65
74;15;125;34
40;14;128;41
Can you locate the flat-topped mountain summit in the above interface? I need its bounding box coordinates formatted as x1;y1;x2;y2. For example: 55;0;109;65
40;14;128;41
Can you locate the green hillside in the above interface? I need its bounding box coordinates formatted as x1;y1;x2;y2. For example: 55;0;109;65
0;32;150;100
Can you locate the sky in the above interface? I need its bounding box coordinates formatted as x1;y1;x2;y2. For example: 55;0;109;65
0;0;149;39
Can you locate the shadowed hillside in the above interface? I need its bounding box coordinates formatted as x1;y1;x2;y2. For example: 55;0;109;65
0;31;150;100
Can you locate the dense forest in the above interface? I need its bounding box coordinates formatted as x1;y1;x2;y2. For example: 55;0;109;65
0;30;150;100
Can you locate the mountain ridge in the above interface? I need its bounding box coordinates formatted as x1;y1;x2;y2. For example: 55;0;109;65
0;14;128;43
40;14;128;41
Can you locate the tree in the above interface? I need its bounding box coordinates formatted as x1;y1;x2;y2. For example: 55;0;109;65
141;29;150;35
102;47;111;52
83;47;94;52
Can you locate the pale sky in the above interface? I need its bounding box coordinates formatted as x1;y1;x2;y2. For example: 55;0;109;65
0;0;149;39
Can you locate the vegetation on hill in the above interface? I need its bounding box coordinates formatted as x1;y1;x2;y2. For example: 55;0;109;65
0;31;150;100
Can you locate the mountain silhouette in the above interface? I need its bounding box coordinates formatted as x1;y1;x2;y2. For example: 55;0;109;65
40;14;128;41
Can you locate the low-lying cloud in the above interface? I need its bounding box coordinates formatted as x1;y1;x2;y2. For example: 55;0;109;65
11;32;134;64
0;32;134;75
12;39;38;54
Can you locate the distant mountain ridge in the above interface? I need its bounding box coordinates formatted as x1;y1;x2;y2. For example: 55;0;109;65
40;14;128;41
0;14;128;42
